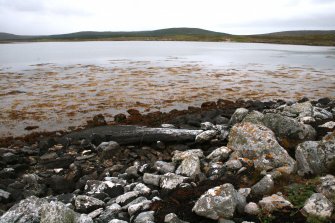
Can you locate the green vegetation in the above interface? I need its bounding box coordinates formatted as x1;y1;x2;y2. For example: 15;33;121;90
1;27;334;46
284;182;316;208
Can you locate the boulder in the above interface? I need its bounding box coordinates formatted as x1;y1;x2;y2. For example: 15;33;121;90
228;122;296;174
0;196;48;223
40;201;77;223
316;175;335;201
74;195;105;214
301;193;333;218
258;194;293;213
242;111;264;125
295;131;335;176
175;155;201;178
262;113;316;149
192;183;239;220
229;108;249;126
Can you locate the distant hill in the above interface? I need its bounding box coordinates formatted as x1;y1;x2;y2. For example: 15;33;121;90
0;28;334;46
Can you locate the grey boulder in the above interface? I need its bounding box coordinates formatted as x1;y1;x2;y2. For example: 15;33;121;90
301;193;333;218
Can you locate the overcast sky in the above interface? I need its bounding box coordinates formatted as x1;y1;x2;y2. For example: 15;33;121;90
0;0;335;35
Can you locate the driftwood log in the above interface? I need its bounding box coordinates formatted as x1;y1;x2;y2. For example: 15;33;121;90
53;125;203;146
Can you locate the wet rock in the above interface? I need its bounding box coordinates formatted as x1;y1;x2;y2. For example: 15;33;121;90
164;213;189;223
229;108;249;126
0;196;48;223
143;173;161;186
0;189;11;202
154;161;176;174
242;111;264;125
160;173;188;190
195;130;217;143
75;195;105;214
262;113;316;149
40;201;77;223
244;202;260;215
133;211;155;223
192;183;239;220
85;180;124;198
301;193;333;218
313;107;333;121
175;155;201;178
228;122;296;174
251;175;274;197
316;175;335;201
206;146;232;162
115;191;140;206
96;141;120;160
283;101;313;118
172;149;204;162
258;194;293;213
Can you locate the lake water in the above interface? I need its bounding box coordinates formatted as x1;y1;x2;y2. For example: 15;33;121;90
0;41;334;137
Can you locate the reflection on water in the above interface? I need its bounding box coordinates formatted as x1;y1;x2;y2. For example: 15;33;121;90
0;41;334;137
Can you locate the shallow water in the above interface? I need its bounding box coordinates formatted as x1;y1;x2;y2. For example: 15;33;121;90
0;41;334;137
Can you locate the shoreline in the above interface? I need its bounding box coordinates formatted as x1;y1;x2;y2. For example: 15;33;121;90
0;97;334;222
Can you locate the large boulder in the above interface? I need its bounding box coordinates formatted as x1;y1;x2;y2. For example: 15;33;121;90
262;113;316;149
228;122;296;174
301;193;333;218
192;183;242;220
295;131;335;176
0;196;48;223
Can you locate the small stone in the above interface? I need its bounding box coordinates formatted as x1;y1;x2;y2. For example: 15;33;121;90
206;146;232;162
195;130;217;143
244;202;260;215
164;213;189;223
133;211;155;223
224;159;242;171
114;113;127;123
160;173;188;190
143;173;161;186
154;161;176;174
85;180;124;198
128;200;152;216
238;188;251;198
172;149;204;162
319;121;335;130
75;195;105;214
125;166;139;178
258;194;293;213
175;155;201;179
200;122;215;130
115;191;140;206
301;193;333;218
133;183;151;195
229;108;249;126
96;141;120;160
251;175;274;197
0;189;11;201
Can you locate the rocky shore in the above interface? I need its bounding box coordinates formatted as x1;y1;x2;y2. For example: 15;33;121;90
1;98;335;223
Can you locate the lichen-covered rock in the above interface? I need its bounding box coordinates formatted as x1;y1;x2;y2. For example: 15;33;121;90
160;173;188;190
175;155;201;178
206;146;232;162
40;201;77;223
316;175;335;201
164;213;189;223
172;149;204;162
283;101;313;118
74;195;105;214
262;113;316;149
295;131;335;176
251;175;274;197
301;193;333;218
0;196;48;223
154;161;176;174
192;183;239;220
258;194;293;213
195;130;217;143
242;111;264;125
228;122;296;174
229;108;249;126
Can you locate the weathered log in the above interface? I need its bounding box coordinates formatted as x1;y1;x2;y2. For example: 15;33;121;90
54;125;202;146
